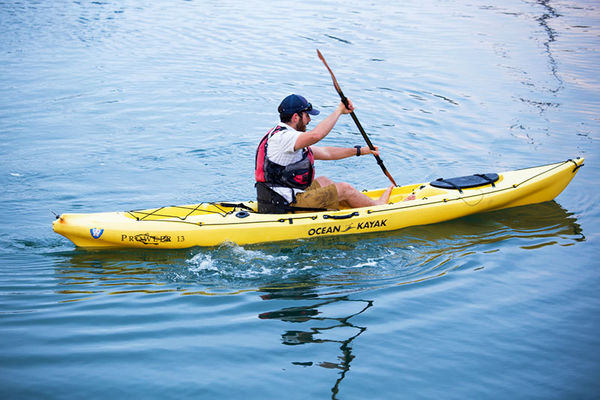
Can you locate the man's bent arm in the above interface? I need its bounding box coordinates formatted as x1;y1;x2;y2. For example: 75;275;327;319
294;101;354;150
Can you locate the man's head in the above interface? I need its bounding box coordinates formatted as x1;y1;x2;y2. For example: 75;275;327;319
278;94;320;126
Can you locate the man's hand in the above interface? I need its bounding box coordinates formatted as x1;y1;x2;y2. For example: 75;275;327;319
360;145;380;157
337;99;354;114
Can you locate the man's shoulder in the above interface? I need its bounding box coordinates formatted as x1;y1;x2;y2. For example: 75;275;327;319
270;123;300;141
267;123;303;156
273;122;294;133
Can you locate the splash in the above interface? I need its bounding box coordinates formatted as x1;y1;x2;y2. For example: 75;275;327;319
186;253;218;273
184;242;295;281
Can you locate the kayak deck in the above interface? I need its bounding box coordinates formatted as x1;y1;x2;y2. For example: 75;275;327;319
123;184;423;220
53;158;583;249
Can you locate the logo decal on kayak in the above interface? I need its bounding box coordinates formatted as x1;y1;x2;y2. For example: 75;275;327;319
307;219;388;236
121;233;172;245
356;219;387;230
90;228;104;239
308;225;341;236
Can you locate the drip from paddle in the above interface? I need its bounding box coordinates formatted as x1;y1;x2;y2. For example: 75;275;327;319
317;49;397;187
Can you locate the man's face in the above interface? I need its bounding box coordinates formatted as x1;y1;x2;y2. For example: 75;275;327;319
296;112;310;132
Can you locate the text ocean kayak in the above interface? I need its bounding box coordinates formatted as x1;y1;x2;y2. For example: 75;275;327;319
53;158;583;249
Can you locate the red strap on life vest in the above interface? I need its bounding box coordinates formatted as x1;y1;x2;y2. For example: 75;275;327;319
254;126;282;182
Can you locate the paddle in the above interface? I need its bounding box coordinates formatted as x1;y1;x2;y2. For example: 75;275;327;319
317;49;398;187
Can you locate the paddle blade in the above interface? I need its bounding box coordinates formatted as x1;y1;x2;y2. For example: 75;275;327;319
317;49;345;100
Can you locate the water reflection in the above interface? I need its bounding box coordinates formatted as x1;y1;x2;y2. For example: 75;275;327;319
249;201;583;397
513;0;563;119
51;249;184;301
535;0;563;93
259;283;372;399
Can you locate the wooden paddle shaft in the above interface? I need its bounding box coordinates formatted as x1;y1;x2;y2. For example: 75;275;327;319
317;49;397;186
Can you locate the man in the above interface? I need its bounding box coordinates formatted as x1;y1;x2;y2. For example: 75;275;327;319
255;94;394;213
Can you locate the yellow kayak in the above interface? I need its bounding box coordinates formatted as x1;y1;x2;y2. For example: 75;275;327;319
53;158;583;249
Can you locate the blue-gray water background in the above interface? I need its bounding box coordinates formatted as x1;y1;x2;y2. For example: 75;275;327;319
1;0;598;398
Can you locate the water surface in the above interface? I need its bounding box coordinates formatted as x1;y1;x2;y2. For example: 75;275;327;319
1;0;598;398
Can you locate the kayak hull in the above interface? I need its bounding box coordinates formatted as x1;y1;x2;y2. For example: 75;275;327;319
53;158;583;249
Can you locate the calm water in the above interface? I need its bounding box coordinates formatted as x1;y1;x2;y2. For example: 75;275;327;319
1;0;599;398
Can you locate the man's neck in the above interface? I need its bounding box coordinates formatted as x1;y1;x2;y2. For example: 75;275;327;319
281;121;298;131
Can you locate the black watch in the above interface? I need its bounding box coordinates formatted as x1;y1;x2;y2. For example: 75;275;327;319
354;145;361;157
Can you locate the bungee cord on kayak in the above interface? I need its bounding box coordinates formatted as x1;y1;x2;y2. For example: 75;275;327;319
126;202;253;221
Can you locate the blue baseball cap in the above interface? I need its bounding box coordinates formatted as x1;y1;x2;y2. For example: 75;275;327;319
278;94;320;116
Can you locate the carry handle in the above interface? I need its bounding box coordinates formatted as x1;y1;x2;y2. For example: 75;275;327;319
323;212;359;220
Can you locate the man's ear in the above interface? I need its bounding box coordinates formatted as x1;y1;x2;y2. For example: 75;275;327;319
290;113;300;126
